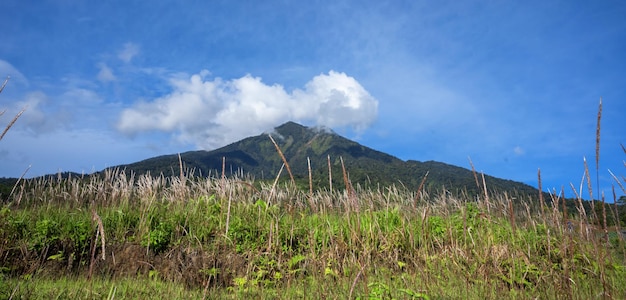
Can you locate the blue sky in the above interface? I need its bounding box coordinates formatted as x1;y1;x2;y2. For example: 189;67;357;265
1;0;624;200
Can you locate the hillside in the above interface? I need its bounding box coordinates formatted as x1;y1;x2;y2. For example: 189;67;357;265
110;121;540;197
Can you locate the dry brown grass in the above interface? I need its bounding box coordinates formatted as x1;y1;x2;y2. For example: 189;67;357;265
0;76;26;142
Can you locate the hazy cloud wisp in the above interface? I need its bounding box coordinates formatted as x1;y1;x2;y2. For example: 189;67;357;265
97;63;116;82
117;70;378;149
118;43;140;63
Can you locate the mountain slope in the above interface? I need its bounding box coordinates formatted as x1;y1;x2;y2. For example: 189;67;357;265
111;121;539;197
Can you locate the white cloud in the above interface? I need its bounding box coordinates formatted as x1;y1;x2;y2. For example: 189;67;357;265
117;70;378;149
97;63;116;82
513;146;525;156
118;43;140;63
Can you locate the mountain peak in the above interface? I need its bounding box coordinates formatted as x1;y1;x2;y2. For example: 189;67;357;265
271;122;329;141
272;121;337;138
276;121;305;130
273;121;308;136
107;120;540;198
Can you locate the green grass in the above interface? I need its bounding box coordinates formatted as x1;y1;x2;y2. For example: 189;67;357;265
1;169;625;299
1;276;205;299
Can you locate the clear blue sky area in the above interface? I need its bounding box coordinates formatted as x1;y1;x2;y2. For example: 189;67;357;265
1;0;624;200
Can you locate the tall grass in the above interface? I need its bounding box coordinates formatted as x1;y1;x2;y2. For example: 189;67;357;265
1;99;624;299
1;160;624;299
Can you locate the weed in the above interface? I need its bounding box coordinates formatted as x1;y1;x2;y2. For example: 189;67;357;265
142;221;172;254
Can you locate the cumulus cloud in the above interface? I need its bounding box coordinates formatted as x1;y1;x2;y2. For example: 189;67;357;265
117;70;378;149
118;43;140;63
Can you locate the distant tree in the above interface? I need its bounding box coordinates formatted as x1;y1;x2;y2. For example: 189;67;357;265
618;195;626;206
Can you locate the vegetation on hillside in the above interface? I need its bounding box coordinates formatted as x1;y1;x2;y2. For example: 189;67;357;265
102;121;542;200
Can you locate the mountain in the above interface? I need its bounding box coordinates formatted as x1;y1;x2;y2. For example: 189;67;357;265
110;121;540;197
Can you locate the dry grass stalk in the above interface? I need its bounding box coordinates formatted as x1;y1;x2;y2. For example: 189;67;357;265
611;186;626;263
225;188;232;237
583;157;598;223
221;156;226;180
584;158;601;265
10;165;31;206
268;163;285;206
560;190;573;297
601;192;609;244
339;156;356;209
307;157;317;212
307;157;313;196
607;169;626;194
481;172;491;220
600;191;609;298
0;106;26;141
507;193;515;233
554;189;569;234
538;168;545;221
1;76;27;142
92;209;106;260
268;134;295;185
413;171;429;209
178;153;185;183
89;207;106;280
348;262;367;299
595;97;602;193
468;157;481;192
0;76;8;93
327;155;333;193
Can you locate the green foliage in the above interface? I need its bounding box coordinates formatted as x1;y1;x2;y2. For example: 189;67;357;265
427;215;446;238
229;213;267;253
61;214;93;252
142;221;172;254
288;254;306;273
33;218;61;250
102;208;140;242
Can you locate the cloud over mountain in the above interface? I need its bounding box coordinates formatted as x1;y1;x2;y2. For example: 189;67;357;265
117;70;378;149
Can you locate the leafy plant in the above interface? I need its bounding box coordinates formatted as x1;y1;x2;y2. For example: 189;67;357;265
142;221;172;253
32;218;60;250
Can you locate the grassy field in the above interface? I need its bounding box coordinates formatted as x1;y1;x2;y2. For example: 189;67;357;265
1;167;625;300
2;90;624;299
